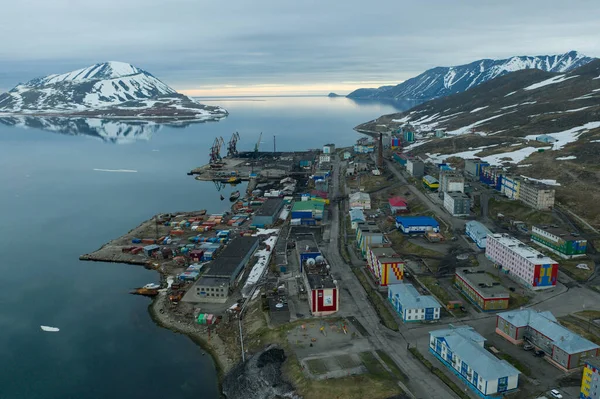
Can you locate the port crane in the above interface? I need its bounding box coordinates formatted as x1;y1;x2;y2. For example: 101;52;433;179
254;132;263;157
209;136;225;166
227;132;240;158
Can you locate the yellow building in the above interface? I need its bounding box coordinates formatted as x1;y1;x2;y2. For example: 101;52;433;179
581;358;600;399
422;175;439;191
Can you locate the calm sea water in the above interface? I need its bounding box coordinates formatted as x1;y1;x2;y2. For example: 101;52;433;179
0;96;412;399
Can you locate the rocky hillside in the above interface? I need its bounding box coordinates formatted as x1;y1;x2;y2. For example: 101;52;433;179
348;51;594;101
0;61;227;121
357;59;600;225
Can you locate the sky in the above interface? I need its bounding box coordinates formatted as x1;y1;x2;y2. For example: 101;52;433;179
1;0;600;96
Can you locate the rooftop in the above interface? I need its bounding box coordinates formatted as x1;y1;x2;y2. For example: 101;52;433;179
447;192;470;200
194;276;230;287
349;208;366;221
255;198;284;217
389;284;440;309
203;237;259;278
350;192;371;201
456;268;509;299
532;225;584;242
389;197;408;207
465;158;489;165
465;221;493;241
369;246;402;263
297;234;320;254
489;234;557;264
395;216;439;227
423;175;439;184
430;326;520;381
498;309;600;354
292;201;325;212
585;358;600;370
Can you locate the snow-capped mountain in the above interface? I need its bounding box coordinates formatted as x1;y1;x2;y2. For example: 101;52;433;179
0;61;227;120
348;51;594;101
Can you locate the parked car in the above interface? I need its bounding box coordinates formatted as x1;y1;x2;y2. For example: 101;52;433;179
523;343;534;351
534;350;545;357
550;389;563;398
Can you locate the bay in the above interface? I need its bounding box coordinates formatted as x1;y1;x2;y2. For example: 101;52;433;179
0;96;412;399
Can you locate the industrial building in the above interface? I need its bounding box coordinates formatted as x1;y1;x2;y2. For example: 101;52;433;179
251;198;284;227
395;216;440;234
349;208;366;230
519;179;555;210
465;220;493;248
297;235;339;316
388;284;440;322
185;237;260;303
429;326;520;398
580;358;600;399
406;159;425;177
438;170;465;197
443;192;470;216
464;159;490;178
485;233;559;290
455;268;509;311
422;175;440;191
356;224;385;258
496;309;599;370
366;245;404;287
349;191;371;210
388;196;409;214
291;200;325;224
531;225;587;259
500;175;520;200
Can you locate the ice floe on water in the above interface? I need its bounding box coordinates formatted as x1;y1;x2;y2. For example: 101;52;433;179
40;326;60;332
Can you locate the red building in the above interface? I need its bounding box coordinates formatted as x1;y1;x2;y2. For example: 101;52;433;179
302;256;339;316
389;197;409;214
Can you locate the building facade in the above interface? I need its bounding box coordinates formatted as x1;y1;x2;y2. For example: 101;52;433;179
480;166;504;191
465;220;493;248
519;180;555;210
500;175;521;200
395;216;440;234
486;233;559;290
252;198;284;227
429;326;520;398
496;309;599;371
366;245;404;287
406;159;425;177
349;208;366;230
443;192;471;216
349;191;371;210
438;170;465;197
455;268;509;311
356;224;386;258
389;196;409;214
464;159;490;178
581;358;600;399
531;225;587;259
388;284;440;322
190;277;230;303
423;175;440;190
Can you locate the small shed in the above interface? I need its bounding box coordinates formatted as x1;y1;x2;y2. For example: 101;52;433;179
143;244;160;256
536;134;558;144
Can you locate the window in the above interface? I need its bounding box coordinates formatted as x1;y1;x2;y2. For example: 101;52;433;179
407;316;411;320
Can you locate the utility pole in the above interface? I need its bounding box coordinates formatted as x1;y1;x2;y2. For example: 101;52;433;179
273;135;276;154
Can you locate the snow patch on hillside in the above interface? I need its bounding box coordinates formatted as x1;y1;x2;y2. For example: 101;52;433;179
470;106;489;113
525;121;600;150
446;112;513;136
556;156;577;160
521;176;561;186
524;75;578;91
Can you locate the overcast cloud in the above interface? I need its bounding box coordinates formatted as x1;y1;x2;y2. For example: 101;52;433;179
1;0;599;94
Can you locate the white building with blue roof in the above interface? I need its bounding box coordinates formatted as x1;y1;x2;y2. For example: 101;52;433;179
429;326;520;398
395;216;440;234
465;220;493;248
496;309;600;370
388;284;440;322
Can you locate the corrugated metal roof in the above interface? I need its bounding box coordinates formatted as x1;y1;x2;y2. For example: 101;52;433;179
389;284;440;309
423;175;439;184
498;309;599;354
465;221;493;241
430;326;520;381
349;208;365;221
395;216;439;227
292;201;325;212
349;192;371;202
389;197;408;207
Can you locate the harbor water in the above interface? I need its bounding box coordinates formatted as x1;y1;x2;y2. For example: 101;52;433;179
0;96;413;399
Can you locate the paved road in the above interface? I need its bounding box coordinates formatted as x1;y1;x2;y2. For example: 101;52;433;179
324;157;461;399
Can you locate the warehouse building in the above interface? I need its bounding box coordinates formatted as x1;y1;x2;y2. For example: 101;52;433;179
406;159;425;177
366;245;404;287
455;268;509;311
291;200;325;224
464;158;490;178
388;284;440;322
395;216;440;234
388;196;409;214
190;277;230;304
531;225;587;259
443;192;471;216
422;175;440;191
430;326;520;398
349;191;371;210
251;198;284;227
465;220;493;248
519;179;555;210
580;358;600;399
496;309;599;370
438;170;465;198
486;233;559;290
356;224;386;258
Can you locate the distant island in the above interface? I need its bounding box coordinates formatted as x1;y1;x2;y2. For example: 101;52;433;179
0;61;228;121
327;92;342;97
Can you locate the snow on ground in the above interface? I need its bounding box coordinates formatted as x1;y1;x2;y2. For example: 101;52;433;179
566;106;590;113
505;91;517;97
426;146;550;166
391;115;411;123
524;75;578;91
592;140;600;143
470;106;489;113
445;112;513;136
402;140;432;151
517;164;532;168
242;230;279;297
520;176;561;186
524;121;600;150
556;156;577;160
